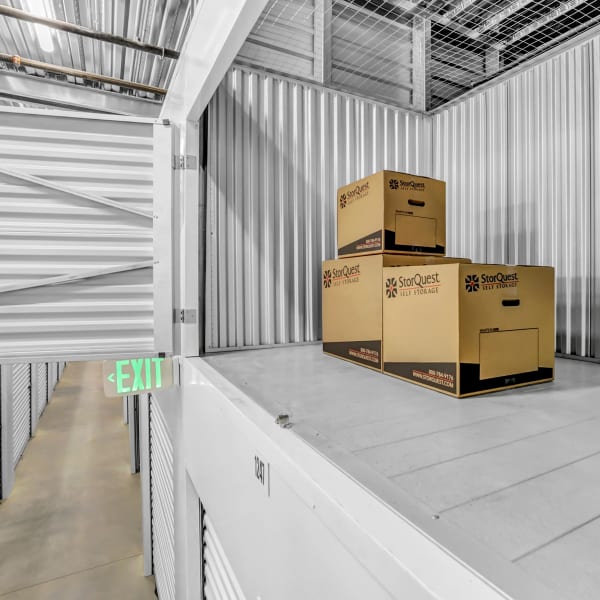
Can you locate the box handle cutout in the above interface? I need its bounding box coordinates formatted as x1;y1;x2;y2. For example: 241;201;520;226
408;199;425;207
502;299;520;307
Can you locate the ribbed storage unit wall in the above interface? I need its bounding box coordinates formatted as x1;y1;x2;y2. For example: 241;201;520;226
206;67;431;350
149;394;176;600
432;35;600;358
0;361;66;499
11;363;30;468
0;108;155;361
203;513;246;600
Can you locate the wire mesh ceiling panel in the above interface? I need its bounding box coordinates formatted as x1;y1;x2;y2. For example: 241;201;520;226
236;0;322;81
238;0;600;111
0;0;195;101
0;108;156;361
11;362;30;468
205;67;430;350
432;32;600;359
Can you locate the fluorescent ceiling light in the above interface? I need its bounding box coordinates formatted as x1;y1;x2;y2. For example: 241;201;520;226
22;0;55;53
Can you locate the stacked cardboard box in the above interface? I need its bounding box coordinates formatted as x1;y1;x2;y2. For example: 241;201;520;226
323;170;555;397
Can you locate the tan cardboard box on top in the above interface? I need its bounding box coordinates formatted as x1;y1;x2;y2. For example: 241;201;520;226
322;254;472;371
337;170;446;257
382;263;555;397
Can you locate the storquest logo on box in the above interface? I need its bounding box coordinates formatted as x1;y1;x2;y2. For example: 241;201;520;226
465;274;480;292
339;182;369;208
465;272;519;292
385;278;397;298
323;270;332;288
389;178;425;191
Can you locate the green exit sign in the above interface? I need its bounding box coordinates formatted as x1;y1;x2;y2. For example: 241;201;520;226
102;357;173;396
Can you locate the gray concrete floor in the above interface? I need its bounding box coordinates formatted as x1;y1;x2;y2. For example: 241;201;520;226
0;362;155;599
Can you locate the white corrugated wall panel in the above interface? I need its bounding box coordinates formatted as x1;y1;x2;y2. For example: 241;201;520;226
432;36;600;358
0;108;156;361
206;67;431;349
203;514;246;600
150;395;175;600
0;269;153;359
432;86;509;265
12;363;30;468
36;363;47;419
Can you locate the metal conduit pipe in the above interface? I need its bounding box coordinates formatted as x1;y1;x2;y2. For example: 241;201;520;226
0;5;180;59
0;53;167;95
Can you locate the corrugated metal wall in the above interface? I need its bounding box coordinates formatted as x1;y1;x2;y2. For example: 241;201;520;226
433;37;600;358
205;67;430;349
0;108;155;360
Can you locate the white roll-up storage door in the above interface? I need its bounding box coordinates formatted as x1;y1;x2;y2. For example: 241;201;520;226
36;363;47;418
0;108;173;362
149;395;175;600
203;514;246;600
12;363;30;468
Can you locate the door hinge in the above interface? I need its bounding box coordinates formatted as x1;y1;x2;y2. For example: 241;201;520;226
172;154;197;170
173;309;197;324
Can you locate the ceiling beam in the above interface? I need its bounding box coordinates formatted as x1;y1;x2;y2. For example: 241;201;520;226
495;0;589;49
161;0;270;124
475;0;535;35
0;68;161;117
0;5;180;59
0;53;166;96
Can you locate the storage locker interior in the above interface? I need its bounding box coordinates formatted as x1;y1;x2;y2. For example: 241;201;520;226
0;1;599;599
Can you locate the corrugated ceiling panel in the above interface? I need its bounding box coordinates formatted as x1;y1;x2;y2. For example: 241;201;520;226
0;108;155;360
0;0;194;100
206;67;430;350
432;35;600;358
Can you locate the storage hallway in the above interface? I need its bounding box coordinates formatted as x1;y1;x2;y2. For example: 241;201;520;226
0;362;154;599
1;1;600;600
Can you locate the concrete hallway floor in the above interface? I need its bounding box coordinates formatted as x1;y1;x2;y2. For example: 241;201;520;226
0;362;155;599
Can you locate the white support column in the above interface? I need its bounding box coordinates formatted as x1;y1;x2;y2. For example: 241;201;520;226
0;364;15;499
30;364;39;436
139;393;152;576
160;0;270;124
315;0;333;84
153;121;175;354
168;120;200;358
413;16;432;112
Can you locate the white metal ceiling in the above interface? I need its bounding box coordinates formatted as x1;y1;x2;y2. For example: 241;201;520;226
0;0;196;102
237;0;600;111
